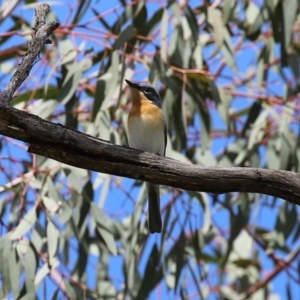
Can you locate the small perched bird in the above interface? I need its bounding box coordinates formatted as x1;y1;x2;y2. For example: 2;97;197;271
125;79;167;234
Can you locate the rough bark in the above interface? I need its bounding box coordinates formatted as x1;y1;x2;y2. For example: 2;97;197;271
0;4;299;206
0;3;59;104
0;103;300;206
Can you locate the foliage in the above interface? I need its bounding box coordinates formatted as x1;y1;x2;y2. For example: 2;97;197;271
0;0;300;299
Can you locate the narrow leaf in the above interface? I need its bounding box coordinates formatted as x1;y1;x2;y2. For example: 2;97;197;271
10;207;37;240
112;25;135;50
47;219;59;267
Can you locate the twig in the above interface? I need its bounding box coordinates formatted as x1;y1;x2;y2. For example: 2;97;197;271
237;243;300;300
0;3;59;105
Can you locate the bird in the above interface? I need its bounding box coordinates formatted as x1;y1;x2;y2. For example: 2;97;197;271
125;79;167;234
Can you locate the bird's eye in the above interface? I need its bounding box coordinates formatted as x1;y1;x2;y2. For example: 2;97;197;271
143;88;149;92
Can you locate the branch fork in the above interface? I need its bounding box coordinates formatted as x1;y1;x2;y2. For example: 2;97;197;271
0;3;59;105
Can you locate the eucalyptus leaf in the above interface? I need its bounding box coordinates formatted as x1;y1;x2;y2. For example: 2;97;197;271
160;9;169;62
10;207;37;240
207;8;223;58
47;219;59;267
112;25;135;50
91;204;117;255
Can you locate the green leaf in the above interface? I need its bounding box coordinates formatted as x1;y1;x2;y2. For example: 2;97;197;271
56;62;83;105
194;192;211;233
34;263;50;288
278;102;294;170
31;223;45;254
184;5;199;43
43;196;60;215
292;221;300;243
222;194;250;267
98;176;111;208
47;219;59;267
92;8;111;31
173;231;186;290
288;52;300;79
275;202;297;241
223;0;235;24
9;248;22;298
186;259;203;298
99;51;120;111
282;0;297;51
160;9;169;62
136;244;162;300
65;281;78;299
0;235;12;293
97;280;117;298
73;242;88;280
30;99;59;119
10;207;37;240
169;25;184;68
196;99;211;151
169;1;181;22
45;176;62;204
246;2;260;26
207;7;223;58
71;0;92;24
247;110;267;150
59;39;77;65
257;41;271;86
133;4;147;36
163;86;187;151
219;286;239;299
112;24;135;50
57;200;73;224
192;40;203;69
12;86;58;105
210;83;231;129
266;0;275;12
145;8;164;36
23;242;38;297
241;101;262;137
267;138;280;170
222;27;236;70
245;1;265;39
92;77;106;121
91;204;117;255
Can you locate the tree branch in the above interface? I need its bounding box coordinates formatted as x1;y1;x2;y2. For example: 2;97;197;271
0;102;300;206
0;3;299;207
0;3;59;104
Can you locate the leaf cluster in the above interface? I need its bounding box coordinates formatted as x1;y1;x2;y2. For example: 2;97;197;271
0;1;300;299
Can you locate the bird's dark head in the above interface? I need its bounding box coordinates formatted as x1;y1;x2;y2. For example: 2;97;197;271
125;79;161;107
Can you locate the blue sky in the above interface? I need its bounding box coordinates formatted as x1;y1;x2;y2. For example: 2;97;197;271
0;0;299;299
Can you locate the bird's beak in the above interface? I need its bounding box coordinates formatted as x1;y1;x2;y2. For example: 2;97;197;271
125;79;140;89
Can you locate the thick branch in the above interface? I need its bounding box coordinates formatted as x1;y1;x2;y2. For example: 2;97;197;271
0;103;300;206
0;3;59;104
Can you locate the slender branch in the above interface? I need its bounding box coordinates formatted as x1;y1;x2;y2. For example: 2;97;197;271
0;171;34;193
0;3;59;104
0;103;300;206
237;243;300;300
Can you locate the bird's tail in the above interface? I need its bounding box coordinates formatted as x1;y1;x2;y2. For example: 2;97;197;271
146;182;162;233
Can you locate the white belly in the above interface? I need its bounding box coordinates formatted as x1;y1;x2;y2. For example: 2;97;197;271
128;115;165;155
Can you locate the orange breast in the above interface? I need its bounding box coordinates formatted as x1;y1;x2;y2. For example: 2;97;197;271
127;99;166;155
